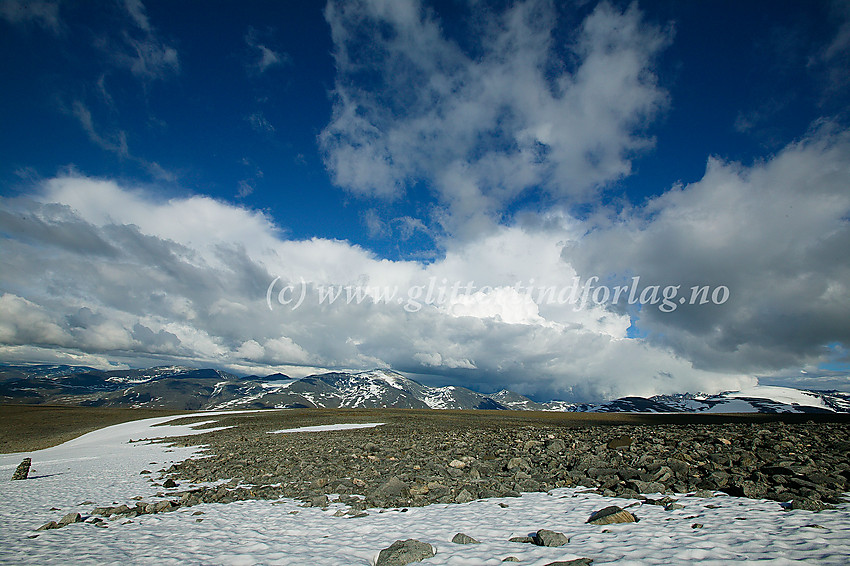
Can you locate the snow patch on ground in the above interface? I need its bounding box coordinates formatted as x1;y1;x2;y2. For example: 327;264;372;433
260;380;296;389
268;423;385;434
2;413;849;565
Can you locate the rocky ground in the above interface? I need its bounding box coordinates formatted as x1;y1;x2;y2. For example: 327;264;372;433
83;409;850;522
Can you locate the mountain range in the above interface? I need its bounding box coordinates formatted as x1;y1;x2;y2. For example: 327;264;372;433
1;364;848;414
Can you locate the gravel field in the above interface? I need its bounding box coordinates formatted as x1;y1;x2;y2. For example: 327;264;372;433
135;409;850;514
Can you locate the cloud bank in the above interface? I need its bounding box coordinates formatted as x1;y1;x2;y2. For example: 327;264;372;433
320;0;670;238
3;121;849;399
7;144;848;400
2;0;848;400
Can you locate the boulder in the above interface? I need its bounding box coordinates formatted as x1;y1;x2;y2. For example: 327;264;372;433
506;457;531;471
451;532;480;544
310;495;329;508
58;512;82;527
587;506;638;525
454;489;475;503
375;539;435;566
607;436;632;450
376;476;409;498
790;498;830;512
11;458;32;480
534;529;569;547
546;439;566;454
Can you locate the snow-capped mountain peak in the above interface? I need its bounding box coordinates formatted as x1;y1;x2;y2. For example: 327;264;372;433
353;369;413;391
2;364;849;414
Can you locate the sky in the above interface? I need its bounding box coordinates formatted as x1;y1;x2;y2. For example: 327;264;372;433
1;0;849;402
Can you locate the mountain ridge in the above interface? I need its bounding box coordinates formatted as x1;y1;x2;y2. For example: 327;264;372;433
1;364;848;413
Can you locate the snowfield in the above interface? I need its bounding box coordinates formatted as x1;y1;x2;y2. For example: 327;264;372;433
1;412;849;565
269;422;385;434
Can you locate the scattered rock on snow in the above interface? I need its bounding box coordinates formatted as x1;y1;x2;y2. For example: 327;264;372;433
57;512;82;527
534;529;570;547
692;490;715;498
790;498;830;512
310;495;329;508
587;506;637;525
454;489;475;503
451;532;480;544
11;458;32;480
375;539;435;566
544;560;593;566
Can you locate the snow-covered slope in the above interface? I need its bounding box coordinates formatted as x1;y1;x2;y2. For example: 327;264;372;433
647;386;847;414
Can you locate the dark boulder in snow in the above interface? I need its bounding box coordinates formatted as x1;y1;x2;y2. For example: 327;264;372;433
451;532;480;544
11;458;31;480
375;539;435;566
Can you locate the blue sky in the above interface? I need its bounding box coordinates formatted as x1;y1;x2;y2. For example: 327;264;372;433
1;0;849;400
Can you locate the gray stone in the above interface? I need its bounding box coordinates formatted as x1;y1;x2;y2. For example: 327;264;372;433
116;504;135;515
377;476;409;498
155;500;176;513
36;521;59;531
509;536;535;544
628;480;665;494
311;495;329;508
507;457;530;471
375;539;435;566
707;471;730;488
544;560;593;566
11;458;31;480
617;467;640;480
57;512;82;527
790;498;830;512
534;529;570;547
454;489;475;503
503;558;520;562
451;532;480;544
